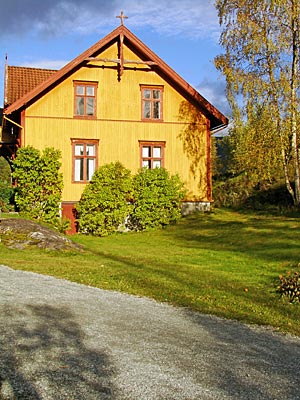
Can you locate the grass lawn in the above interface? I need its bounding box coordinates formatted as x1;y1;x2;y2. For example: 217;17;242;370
1;208;300;336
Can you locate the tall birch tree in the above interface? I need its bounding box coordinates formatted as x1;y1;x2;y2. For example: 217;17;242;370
215;0;300;205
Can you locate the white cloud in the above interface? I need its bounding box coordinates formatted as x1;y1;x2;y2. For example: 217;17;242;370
197;78;231;117
122;0;219;40
1;0;220;42
20;60;68;70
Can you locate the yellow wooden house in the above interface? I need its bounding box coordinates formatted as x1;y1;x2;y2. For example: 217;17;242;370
1;24;227;232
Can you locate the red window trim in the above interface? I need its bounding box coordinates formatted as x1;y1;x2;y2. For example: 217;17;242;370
73;81;98;119
139;141;166;169
71;138;99;183
140;85;164;122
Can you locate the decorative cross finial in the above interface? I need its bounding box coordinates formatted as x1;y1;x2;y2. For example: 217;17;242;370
116;11;128;26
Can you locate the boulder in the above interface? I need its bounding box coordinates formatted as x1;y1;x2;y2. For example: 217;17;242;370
0;218;82;251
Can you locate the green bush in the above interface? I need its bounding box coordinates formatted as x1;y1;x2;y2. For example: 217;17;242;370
130;168;185;231
213;174;253;208
276;269;300;303
76;164;185;236
0;157;14;212
12;146;63;225
76;162;132;236
0;185;14;212
213;175;293;211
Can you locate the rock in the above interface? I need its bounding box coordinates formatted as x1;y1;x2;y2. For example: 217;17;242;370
0;218;82;251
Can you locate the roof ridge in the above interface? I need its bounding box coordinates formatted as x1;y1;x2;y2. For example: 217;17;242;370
4;25;228;128
8;65;58;72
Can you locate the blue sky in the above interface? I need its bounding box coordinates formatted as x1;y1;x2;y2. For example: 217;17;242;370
0;0;230;117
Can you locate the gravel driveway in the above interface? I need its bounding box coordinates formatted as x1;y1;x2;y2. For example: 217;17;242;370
0;265;300;400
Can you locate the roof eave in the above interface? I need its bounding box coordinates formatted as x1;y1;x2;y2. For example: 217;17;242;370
4;25;123;115
122;27;228;128
4;25;228;128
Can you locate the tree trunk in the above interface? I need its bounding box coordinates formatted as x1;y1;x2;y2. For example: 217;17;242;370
290;0;300;206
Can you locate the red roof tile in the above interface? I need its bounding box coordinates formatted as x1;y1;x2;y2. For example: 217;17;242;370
5;66;57;106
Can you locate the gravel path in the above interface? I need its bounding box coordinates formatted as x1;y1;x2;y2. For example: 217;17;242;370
0;265;300;400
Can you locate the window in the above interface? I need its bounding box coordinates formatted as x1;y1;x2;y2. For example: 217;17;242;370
72;139;98;182
74;82;98;118
141;85;163;121
139;141;165;168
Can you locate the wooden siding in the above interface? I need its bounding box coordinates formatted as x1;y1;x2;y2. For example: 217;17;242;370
24;43;210;202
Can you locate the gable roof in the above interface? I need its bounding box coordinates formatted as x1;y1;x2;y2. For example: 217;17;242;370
4;25;228;130
5;66;57;106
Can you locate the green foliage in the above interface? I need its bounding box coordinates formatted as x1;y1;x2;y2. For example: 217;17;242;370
213;175;252;208
0;157;14;212
213;135;234;179
0;157;11;182
212;106;290;209
76;162;132;236
12;146;63;224
55;216;72;234
277;269;300;303
215;0;300;205
228;106;283;184
76;164;185;235
131;168;185;231
244;183;294;210
213;175;293;210
0;186;14;212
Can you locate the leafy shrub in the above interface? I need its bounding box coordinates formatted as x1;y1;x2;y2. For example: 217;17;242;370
213;175;293;211
276;269;300;303
244;183;293;210
55;216;71;234
0;158;14;212
0;185;14;212
213;174;254;208
76;162;132;236
12;146;63;225
130;167;185;231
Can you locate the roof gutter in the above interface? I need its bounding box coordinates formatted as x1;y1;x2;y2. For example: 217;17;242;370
210;123;228;134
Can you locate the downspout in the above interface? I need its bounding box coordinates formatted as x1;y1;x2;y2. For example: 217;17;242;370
206;119;212;202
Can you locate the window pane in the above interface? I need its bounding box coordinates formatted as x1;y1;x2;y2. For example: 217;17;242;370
75;158;84;181
76;86;85;95
142;160;151;168
86;86;95;96
142;146;151;158
75;144;84;156
153;101;160;119
86;98;95;115
87;159;95;181
143;89;151;99
153;90;160;99
76;97;84;115
153;147;161;158
86;144;95;156
143;102;151;118
153;160;161;168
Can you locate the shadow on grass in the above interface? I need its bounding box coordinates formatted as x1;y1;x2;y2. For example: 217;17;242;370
174;210;300;263
73;211;300;335
0;304;115;399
